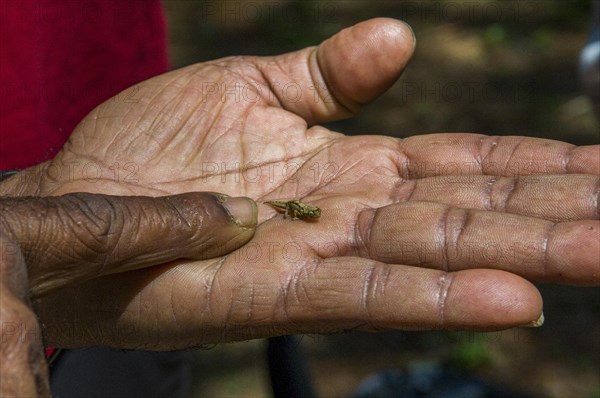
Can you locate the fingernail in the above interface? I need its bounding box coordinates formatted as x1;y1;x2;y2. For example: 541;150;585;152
522;312;545;328
221;197;257;228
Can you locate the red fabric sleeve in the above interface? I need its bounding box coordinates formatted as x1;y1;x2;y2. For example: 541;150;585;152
0;0;169;170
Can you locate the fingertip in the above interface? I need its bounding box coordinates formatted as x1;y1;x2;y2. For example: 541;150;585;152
172;192;257;257
318;17;416;107
368;17;416;58
447;270;543;330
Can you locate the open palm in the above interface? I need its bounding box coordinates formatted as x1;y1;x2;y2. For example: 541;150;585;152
32;19;598;349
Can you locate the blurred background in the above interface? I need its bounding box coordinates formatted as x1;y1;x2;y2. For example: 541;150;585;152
163;1;599;397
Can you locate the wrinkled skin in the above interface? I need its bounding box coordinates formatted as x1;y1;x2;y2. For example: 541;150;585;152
0;18;598;396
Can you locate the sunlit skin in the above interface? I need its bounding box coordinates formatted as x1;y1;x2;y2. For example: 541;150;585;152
0;18;597;352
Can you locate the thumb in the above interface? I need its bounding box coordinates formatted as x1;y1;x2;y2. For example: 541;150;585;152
258;18;415;124
0;192;256;297
317;17;416;111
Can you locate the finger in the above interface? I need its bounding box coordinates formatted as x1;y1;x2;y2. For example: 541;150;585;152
0;234;50;397
273;258;544;333
0;192;257;297
257;18;415;124
35;258;542;349
398;174;599;222
355;202;600;285
399;133;599;177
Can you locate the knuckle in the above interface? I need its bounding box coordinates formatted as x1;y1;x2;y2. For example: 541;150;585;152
281;259;319;316
61;193;126;264
436;272;453;327
442;206;468;272
360;262;391;326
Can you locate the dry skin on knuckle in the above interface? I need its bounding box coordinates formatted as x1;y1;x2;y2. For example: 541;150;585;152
168;194;236;252
275;258;332;326
435;272;454;327
295;258;373;325
489;176;518;212
442;207;469;272
283;260;317;306
359;261;392;328
64;194;126;262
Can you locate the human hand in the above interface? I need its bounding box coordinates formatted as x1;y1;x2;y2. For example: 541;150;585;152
1;232;50;397
0;192;256;396
3;18;598;349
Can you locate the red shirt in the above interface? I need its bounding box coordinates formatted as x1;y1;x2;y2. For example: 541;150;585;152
1;0;169;170
1;0;169;359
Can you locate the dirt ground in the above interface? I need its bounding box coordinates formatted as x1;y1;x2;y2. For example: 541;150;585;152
162;1;599;397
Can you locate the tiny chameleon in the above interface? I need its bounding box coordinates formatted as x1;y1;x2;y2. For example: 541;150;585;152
263;200;321;221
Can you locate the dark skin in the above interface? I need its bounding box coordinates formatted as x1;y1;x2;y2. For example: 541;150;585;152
0;18;598;396
0;193;257;397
